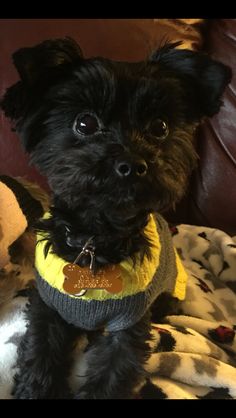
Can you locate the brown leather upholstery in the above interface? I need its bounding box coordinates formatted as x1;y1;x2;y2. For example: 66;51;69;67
1;19;235;234
194;20;236;235
168;20;236;236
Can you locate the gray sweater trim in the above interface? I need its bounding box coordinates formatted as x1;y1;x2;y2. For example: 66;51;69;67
36;214;177;331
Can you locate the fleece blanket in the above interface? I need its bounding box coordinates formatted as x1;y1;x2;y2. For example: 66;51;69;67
0;224;236;399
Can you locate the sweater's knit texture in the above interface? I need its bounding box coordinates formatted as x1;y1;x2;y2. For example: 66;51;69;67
35;213;187;331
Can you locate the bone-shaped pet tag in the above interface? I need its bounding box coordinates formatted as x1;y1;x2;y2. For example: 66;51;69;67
63;263;123;296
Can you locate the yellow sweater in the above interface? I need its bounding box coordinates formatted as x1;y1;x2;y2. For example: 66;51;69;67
35;213;187;331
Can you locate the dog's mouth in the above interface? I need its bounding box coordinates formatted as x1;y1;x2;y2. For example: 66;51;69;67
91;181;153;213
113;205;149;222
107;176;165;212
49;156;173;216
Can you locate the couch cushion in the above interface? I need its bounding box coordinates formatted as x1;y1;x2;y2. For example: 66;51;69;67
175;20;236;236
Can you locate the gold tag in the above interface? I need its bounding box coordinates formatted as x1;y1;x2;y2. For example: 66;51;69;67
63;263;123;296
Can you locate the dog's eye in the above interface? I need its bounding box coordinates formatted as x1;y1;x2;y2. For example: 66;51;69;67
150;119;169;140
74;114;99;135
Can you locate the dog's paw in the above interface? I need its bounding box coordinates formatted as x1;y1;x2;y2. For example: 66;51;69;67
74;391;91;400
74;386;107;400
74;385;130;400
13;374;73;399
12;383;36;400
13;385;73;400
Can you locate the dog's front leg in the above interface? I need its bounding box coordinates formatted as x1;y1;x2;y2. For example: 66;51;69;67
12;288;82;399
76;311;152;399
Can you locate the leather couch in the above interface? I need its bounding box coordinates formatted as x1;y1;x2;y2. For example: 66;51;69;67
0;19;235;235
167;19;236;236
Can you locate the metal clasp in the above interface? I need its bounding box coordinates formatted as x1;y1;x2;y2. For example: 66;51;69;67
73;236;95;271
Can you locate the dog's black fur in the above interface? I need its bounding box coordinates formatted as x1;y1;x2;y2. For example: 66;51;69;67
1;37;231;399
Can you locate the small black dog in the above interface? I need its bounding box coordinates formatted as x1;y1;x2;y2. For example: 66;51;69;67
1;38;231;399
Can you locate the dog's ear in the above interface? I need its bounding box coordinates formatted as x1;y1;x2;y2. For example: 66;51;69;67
150;42;232;119
1;81;28;122
12;37;83;85
1;37;83;122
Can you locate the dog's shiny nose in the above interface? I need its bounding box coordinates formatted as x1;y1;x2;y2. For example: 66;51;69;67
115;159;148;178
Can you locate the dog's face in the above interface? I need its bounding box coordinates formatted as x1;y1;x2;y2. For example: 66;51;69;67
1;38;231;220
